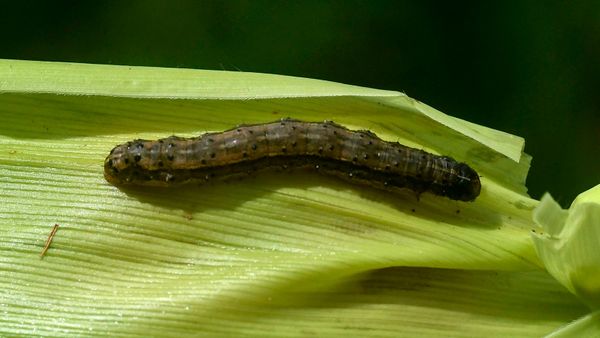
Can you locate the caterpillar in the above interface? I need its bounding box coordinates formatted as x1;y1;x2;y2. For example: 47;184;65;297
104;119;481;201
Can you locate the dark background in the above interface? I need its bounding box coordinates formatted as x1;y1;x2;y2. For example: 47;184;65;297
1;0;598;205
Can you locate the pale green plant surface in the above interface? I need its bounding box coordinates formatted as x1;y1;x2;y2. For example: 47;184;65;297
545;311;600;337
532;184;600;336
0;59;589;336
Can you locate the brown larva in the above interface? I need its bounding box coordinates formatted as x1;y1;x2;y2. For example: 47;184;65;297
104;119;481;201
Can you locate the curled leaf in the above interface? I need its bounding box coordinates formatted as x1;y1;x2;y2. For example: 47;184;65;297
0;59;585;336
533;184;600;309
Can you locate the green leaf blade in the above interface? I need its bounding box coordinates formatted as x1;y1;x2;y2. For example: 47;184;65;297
0;59;582;336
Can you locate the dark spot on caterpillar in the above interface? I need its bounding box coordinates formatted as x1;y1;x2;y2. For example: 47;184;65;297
104;120;481;201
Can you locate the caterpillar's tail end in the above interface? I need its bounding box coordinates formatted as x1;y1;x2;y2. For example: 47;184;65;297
103;143;132;186
104;155;122;186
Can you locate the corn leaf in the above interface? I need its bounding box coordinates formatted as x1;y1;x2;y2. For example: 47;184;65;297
533;184;600;311
0;59;586;336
